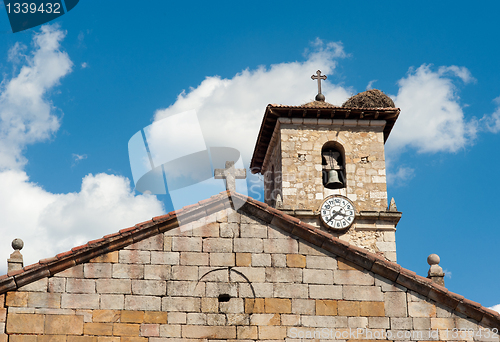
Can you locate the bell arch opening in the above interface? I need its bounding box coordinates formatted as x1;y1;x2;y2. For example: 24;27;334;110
321;141;346;189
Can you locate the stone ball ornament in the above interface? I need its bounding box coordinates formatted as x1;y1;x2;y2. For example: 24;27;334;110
12;238;24;251
427;253;440;265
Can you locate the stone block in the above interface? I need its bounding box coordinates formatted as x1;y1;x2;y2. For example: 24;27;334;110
238;326;258;339
140;323;160;337
93;310;121;323
54;264;83;278
6;292;28;307
265;268;301;283
201;297;218;313
205;282;237;298
48;278;66;293
67;278;96;293
119;250;151;264
84;263;112;278
160;324;182;337
27;292;61;308
96;338;120;342
167;280;205;297
384;291;407;317
61;293;99;309
132;280;166;296
6;313;44;334
125;295;161;311
338;300;360;316
8;335;37;342
172;237;202;252
316;299;338;316
374;274;406;292
179;252;208;266
334;270;374;285
219;298;244;314
337;258;364;271
268;227;291;239
206;313;225;326
167;312;186;324
286;254;306;268
113;323;141;336
431;317;455;329
239;282;273;298
264;239;298;254
192;222;219;238
199;267;229;282
0;308;5;322
298;241;325;255
84;322;113;335
375;241;396;252
258;326;287;339
348;316;368;328
291;299;315;315
360;301;385;316
281;314;300;326
245;298;265;314
252;253;271;267
170;266;198;281
408;301;436;318
412;317;431;329
234;238;264;253
308;284;342;299
203;238;232;253
303;269;333;284
306;255;337;269
150;252;179;265
100;295;124;310
37;336;66;342
231;267;266;283
45;314;84;335
391;317;412;329
236;253;251;266
265;298;291;313
126;234;163;251
210;253;235;267
18;278;48;292
220;223;239;238
112;264;144;279
186;313;206;325
182;325;236;339
343;286;383;301
163;236;172;251
368;316;390;329
162;297;200;312
250;313;280;326
240;224;268;238
271;254;286;267
90;251;119;263
121;310;145;323
96;279;131;294
144;265;170;280
301;315;345;327
273;283;308;298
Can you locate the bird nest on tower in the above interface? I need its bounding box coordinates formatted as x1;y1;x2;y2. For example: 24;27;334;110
342;89;395;108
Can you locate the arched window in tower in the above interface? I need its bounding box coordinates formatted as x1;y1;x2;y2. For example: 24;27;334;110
321;142;346;189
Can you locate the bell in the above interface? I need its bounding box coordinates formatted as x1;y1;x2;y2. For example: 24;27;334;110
325;170;344;189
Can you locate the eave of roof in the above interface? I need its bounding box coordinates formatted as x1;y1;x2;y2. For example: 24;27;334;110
0;191;498;328
250;104;400;174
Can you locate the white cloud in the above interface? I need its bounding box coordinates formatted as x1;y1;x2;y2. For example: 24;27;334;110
480;96;500;133
0;171;163;275
489;304;500;314
387;64;477;154
153;39;352;168
366;79;377;90
0;25;166;275
0;24;72;170
81;62;88;69
387;166;415;187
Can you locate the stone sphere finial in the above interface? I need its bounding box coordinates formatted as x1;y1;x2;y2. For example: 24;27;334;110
427;253;440;265
12;238;24;251
315;93;325;102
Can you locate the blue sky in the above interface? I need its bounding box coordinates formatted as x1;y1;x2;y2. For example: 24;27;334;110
0;1;499;310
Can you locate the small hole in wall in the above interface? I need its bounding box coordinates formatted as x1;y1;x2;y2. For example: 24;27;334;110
218;294;231;302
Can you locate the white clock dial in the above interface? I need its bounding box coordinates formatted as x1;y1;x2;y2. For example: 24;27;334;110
320;195;356;230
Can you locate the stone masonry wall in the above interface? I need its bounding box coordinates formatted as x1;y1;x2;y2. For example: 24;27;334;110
2;208;498;342
272;118;388;212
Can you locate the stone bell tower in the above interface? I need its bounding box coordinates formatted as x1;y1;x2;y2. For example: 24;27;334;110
250;71;402;261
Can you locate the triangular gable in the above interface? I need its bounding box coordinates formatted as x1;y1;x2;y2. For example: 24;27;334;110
0;191;499;328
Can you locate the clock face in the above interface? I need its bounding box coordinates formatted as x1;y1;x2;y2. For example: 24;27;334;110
320;195;356;230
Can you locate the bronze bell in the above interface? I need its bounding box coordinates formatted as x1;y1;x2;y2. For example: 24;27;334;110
324;169;344;189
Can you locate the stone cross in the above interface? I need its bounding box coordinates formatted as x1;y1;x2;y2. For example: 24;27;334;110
214;161;246;192
311;70;327;95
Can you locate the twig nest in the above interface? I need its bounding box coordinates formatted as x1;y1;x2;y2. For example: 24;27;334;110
342;89;395;108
